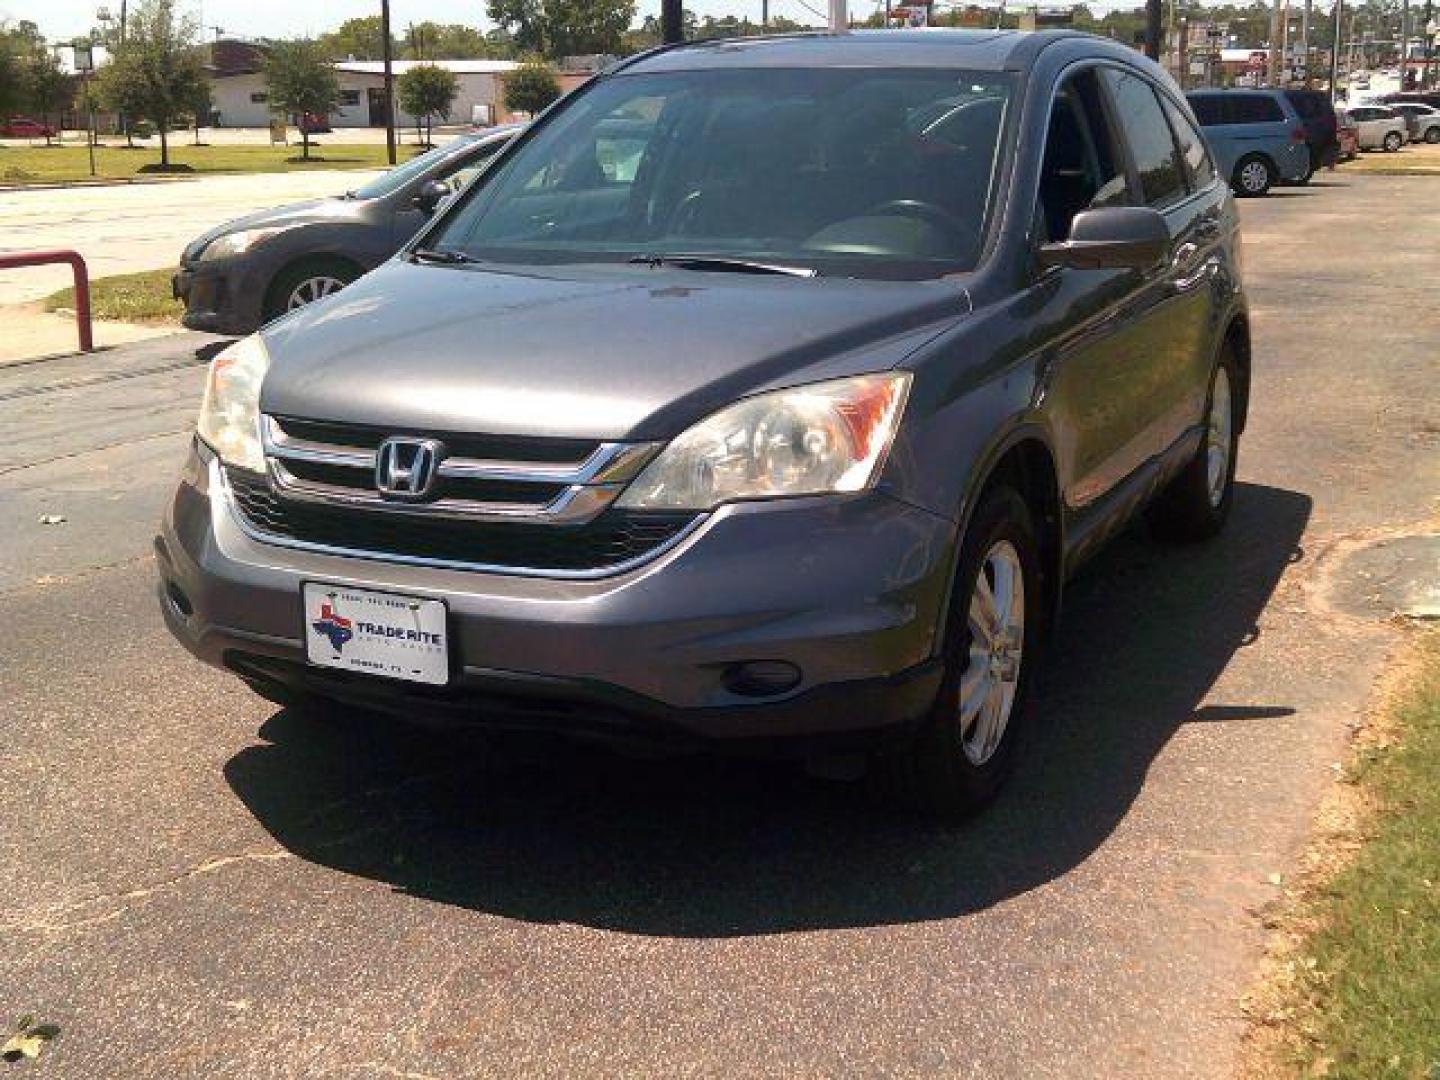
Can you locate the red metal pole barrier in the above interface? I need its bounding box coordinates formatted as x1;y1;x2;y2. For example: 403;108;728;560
0;249;93;353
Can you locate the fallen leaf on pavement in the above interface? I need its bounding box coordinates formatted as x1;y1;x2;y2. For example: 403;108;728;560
1;1015;60;1061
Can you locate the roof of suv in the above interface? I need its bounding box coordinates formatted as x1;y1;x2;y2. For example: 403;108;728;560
621;29;1106;74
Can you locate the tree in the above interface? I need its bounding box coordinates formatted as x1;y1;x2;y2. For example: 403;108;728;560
95;0;207;169
316;16;397;61
404;22;509;59
397;63;457;146
486;0;634;58
503;59;561;116
23;51;71;144
264;39;342;161
0;26;30;123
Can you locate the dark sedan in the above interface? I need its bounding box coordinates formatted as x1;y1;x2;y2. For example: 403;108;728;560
173;126;520;335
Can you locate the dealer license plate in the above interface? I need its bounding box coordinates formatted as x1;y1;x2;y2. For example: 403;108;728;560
302;583;449;685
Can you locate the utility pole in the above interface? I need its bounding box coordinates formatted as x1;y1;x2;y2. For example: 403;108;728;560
762;0;769;27
1328;0;1343;99
1400;0;1410;86
661;0;683;42
380;0;396;165
1424;0;1435;87
1145;0;1163;59
829;0;848;31
1178;17;1190;88
1268;0;1284;84
1301;0;1313;83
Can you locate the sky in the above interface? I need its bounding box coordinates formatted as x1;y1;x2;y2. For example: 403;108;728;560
1;0;811;43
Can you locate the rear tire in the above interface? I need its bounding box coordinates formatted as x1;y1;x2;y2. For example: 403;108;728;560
1233;154;1274;197
1425;126;1440;144
1146;349;1240;543
1383;130;1403;152
872;485;1042;820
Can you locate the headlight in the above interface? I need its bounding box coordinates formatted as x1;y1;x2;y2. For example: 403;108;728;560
198;227;283;262
617;373;911;511
197;333;270;472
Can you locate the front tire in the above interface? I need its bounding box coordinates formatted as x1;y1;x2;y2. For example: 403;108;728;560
873;486;1041;819
1383;130;1404;152
264;258;359;322
1233;154;1274;197
1146;350;1240;542
1425;126;1440;144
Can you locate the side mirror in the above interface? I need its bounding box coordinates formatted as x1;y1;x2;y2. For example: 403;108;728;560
1037;206;1171;271
414;179;451;214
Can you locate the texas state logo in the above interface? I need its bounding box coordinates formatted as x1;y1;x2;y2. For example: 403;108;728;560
312;600;354;654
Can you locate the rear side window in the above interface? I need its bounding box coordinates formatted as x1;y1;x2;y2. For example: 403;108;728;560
1188;95;1223;126
1161;95;1217;190
1229;95;1286;123
1100;68;1186;209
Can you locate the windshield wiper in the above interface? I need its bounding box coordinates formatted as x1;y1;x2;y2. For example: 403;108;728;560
410;247;478;266
628;254;817;278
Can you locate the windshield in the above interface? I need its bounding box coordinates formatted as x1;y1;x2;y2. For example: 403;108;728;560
427;68;1013;279
351;142;467;199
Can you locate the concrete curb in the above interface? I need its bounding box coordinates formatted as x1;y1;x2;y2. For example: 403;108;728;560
0;175;198;193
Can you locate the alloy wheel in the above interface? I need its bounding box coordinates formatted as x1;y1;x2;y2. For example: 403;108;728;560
1239;160;1269;194
960;539;1026;766
287;275;347;310
1206;366;1233;508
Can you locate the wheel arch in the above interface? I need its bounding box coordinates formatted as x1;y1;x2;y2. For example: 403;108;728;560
937;426;1065;656
1220;310;1252;434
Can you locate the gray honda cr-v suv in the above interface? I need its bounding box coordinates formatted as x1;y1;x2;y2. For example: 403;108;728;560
158;30;1249;818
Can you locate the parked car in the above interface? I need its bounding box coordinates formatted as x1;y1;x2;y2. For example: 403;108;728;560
173;126;520;334
159;30;1249;819
1388;102;1440;143
1282;87;1341;172
1381;90;1440;110
1186;88;1311;195
1334;107;1360;161
2;116;57;139
1347;104;1408;151
298;112;332;135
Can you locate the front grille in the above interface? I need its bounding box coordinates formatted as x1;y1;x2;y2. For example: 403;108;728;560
260;415;661;524
225;467;698;574
274;416;600;465
280;457;568;507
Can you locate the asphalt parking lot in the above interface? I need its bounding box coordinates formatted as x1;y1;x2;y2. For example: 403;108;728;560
1;173;1437;1078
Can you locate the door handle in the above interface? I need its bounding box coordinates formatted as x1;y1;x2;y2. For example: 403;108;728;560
1170;241;1200;270
1170;246;1215;292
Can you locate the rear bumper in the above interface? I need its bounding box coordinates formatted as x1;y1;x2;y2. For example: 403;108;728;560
174;260;267;336
156;442;957;749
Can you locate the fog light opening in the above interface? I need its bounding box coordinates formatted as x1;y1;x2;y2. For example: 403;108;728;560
722;660;802;698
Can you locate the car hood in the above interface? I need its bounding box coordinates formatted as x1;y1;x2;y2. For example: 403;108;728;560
259;260;970;441
182;197;365;262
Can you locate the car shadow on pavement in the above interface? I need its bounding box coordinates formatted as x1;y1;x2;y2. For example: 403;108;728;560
225;481;1311;936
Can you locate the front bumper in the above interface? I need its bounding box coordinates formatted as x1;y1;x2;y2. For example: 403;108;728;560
156;442;956;748
173;259;267;336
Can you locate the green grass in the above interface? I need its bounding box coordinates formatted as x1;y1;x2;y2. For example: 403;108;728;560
1344;142;1440;176
42;267;182;325
1297;632;1440;1078
0;142;428;185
